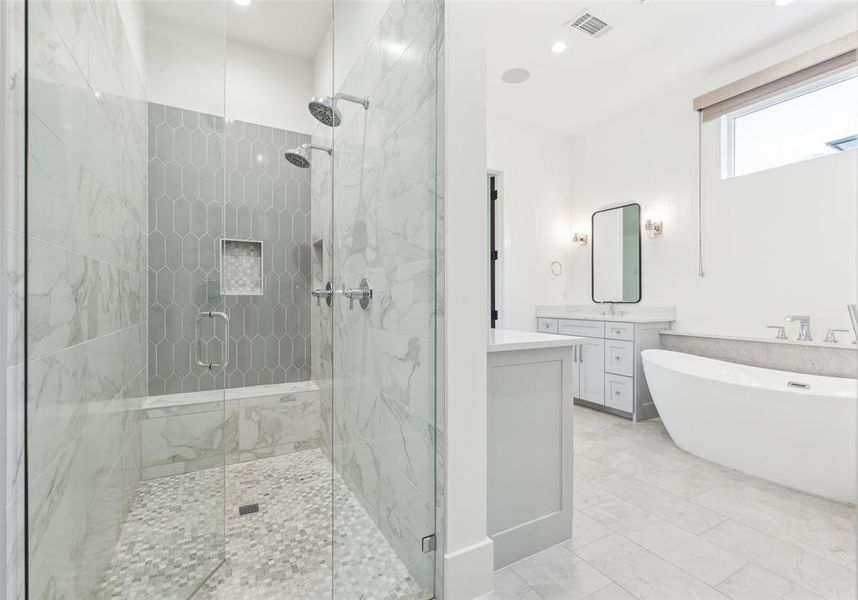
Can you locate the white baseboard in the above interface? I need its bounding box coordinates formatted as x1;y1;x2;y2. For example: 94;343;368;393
443;537;494;600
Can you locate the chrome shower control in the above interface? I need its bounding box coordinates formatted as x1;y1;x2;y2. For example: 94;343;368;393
342;278;373;310
311;281;334;307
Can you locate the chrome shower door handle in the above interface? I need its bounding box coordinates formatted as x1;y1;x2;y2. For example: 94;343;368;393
196;311;230;370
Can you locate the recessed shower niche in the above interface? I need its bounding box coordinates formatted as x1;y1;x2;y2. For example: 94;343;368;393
220;238;264;296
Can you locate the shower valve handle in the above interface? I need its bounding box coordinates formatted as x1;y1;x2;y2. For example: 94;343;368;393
311;282;334;307
342;279;373;311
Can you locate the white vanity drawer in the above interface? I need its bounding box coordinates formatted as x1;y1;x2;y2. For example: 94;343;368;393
605;374;634;413
536;318;558;334
605;339;635;377
558;319;605;338
605;322;634;341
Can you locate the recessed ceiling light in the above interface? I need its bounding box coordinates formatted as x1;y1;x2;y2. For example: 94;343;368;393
234;0;252;6
774;0;794;5
550;40;567;54
501;68;530;84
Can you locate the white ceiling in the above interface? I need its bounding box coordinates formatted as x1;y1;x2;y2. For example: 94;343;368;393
486;1;856;135
145;0;332;60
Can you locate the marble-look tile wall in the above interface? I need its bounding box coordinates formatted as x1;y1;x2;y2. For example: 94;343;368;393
25;1;148;597
140;381;321;480
147;103;313;394
660;332;858;378
312;0;442;592
2;1;25;598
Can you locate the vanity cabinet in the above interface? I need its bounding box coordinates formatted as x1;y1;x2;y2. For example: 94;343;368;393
574;337;604;405
537;317;671;421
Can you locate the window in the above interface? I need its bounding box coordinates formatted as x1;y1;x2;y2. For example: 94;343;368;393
721;67;858;178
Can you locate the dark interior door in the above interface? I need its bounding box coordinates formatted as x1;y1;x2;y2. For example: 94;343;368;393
489;175;498;328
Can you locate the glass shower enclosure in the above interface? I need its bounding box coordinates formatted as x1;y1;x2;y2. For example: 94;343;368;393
24;0;441;597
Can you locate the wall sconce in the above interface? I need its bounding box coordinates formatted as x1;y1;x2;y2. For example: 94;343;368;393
572;233;588;245
644;219;663;236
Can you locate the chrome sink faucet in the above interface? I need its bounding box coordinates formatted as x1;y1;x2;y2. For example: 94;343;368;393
598;302;615;316
785;315;812;341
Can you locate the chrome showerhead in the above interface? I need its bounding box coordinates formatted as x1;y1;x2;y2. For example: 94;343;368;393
284;145;311;168
283;143;331;169
308;97;342;127
307;93;369;127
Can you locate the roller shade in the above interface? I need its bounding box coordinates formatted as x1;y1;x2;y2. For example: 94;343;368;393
694;31;858;121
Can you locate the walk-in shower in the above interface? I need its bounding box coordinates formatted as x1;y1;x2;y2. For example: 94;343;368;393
23;0;442;598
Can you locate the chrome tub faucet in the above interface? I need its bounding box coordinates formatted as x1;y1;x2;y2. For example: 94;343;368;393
785;315;812;342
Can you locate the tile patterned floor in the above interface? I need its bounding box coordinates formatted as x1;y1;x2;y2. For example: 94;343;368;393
486;405;857;600
98;449;428;600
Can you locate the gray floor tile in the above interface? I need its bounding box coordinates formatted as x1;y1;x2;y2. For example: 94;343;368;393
510;545;611;600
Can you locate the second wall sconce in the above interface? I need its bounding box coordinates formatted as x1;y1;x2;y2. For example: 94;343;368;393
645;219;663;236
573;233;588;245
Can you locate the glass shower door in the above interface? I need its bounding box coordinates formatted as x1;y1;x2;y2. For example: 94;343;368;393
330;0;441;597
25;1;229;597
206;0;337;596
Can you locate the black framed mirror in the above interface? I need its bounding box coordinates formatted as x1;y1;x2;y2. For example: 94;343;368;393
591;203;642;303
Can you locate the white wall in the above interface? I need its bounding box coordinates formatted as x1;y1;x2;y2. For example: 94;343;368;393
487;120;576;332
564;10;858;339
117;0;147;86
145;16;315;133
312;0;389;100
444;2;494;599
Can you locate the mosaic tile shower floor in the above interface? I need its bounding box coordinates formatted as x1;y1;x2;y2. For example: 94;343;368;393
98;450;429;600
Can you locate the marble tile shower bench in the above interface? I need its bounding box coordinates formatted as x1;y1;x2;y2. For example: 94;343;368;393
140;381;321;480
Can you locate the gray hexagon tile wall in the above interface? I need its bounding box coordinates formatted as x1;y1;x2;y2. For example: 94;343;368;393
147;102;312;395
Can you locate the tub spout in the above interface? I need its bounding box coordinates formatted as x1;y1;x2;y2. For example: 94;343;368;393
785;315;812;342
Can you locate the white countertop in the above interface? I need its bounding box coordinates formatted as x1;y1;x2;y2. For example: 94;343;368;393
535;304;675;323
536;312;672;324
488;329;585;353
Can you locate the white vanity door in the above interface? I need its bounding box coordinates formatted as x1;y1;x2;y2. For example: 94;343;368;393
575;337;605;405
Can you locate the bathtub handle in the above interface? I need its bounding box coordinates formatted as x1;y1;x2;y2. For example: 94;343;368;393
823;329;850;344
196;311;230;370
766;325;787;340
787;381;810;390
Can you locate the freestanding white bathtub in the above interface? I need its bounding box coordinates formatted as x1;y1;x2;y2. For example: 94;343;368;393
642;349;857;504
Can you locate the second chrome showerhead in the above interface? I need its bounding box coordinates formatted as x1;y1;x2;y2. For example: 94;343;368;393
283;143;332;169
308;92;369;127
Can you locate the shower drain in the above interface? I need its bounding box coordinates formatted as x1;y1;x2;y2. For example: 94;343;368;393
238;503;260;516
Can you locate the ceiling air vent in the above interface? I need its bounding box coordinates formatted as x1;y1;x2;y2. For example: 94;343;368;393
568;12;611;38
